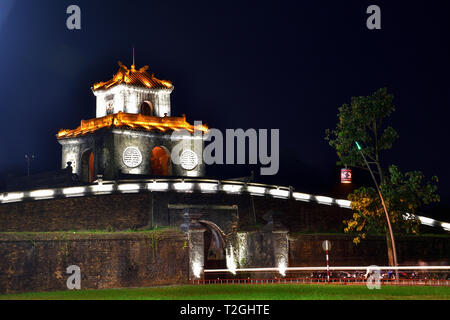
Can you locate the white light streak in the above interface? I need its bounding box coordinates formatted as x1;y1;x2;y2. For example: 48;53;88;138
1;177;449;235
204;265;450;273
147;182;169;191
63;187;86;196
30;189;54;198
315;196;333;205
91;184;114;193
173;182;193;191
198;183;218;192
237;232;248;269
118;184;141;192
226;245;237;275
270;189;289;198
418;216;436;227
222;184;243;193
336;199;351;208
247;186;266;195
2;192;24;202
292;192;311;201
278;261;287;277
192;262;203;279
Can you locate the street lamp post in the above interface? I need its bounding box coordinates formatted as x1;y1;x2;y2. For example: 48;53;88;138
355;141;399;281
25;154;35;177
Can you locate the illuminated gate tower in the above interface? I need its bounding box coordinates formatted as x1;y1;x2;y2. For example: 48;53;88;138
57;59;207;182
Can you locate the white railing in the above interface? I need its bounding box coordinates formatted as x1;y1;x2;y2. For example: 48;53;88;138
198;265;450;286
0;178;347;207
204;265;450;273
0;178;448;232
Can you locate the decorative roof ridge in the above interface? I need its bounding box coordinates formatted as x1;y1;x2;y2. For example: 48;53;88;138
92;61;173;91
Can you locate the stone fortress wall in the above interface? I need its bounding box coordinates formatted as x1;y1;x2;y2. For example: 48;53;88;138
0;230;187;294
0;184;448;294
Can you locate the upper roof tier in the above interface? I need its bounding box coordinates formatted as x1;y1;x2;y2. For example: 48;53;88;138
92;61;173;91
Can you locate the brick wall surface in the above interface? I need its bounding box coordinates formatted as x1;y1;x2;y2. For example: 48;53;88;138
0;193;151;232
288;234;450;267
0;230;188;294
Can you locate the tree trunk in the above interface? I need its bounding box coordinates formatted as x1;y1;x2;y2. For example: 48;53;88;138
385;231;395;266
376;161;385;185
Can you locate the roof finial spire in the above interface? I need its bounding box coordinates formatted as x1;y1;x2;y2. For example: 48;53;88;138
131;47;136;70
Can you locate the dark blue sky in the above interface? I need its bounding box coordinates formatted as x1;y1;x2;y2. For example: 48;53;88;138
0;0;449;209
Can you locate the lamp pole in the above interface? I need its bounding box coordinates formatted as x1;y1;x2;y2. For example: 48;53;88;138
355;141;399;281
25;154;35;177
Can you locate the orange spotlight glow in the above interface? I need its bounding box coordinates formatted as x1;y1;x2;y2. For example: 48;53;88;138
92;61;173;91
57;112;208;139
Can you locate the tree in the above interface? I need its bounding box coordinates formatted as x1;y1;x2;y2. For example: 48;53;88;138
325;88;440;265
325;87;398;183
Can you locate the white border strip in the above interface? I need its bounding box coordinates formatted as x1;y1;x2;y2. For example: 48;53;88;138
0;179;448;231
205;266;450;273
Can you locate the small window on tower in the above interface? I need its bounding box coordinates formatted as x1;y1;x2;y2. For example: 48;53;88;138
140;101;153;116
150;146;171;176
105;94;115;115
106;101;114;115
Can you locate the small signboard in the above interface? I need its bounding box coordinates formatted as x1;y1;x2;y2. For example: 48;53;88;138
341;168;352;184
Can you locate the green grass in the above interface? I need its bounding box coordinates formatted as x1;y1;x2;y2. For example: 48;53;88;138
1;284;449;300
0;227;179;241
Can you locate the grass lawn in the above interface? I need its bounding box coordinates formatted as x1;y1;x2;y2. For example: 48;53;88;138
1;284;449;300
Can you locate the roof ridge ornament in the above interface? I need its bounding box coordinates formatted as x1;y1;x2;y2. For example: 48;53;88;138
131;47;136;71
93;59;173;91
117;60;128;71
139;65;149;73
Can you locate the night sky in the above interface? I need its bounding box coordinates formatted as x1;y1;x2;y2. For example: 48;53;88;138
1;1;449;215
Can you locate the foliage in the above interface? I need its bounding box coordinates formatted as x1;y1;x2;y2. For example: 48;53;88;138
325;87;398;180
345;165;440;244
326;88;440;251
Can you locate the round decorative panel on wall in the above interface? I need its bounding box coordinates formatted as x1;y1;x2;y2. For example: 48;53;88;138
180;149;198;171
122;147;143;168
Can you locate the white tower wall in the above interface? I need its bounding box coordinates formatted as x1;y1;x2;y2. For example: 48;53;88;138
93;85;173;118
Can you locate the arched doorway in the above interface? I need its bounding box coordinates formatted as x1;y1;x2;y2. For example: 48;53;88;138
200;220;227;278
140;101;153;116
150;146;171;176
81;150;94;183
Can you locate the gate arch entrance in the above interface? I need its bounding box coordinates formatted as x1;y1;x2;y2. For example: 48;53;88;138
200;220;227;273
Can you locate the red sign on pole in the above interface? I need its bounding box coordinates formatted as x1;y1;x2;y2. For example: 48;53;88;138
341;168;352;184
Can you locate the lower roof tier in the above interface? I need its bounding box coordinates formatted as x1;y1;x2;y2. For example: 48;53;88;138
57;112;208;139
